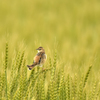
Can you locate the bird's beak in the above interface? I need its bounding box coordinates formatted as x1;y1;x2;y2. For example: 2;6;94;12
36;48;39;50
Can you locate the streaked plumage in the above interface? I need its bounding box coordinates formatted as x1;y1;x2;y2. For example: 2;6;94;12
27;47;47;70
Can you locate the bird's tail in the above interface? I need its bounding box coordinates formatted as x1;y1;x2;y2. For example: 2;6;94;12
27;62;37;70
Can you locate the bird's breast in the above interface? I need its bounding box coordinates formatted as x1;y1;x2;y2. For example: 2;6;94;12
40;54;47;64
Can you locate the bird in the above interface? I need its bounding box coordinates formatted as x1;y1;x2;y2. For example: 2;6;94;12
27;47;47;70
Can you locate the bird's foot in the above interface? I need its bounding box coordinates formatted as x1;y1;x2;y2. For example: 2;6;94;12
42;67;45;71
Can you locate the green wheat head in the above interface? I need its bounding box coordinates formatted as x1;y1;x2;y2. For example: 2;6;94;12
0;43;100;100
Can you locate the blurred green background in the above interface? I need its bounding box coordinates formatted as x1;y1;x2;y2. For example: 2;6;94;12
0;0;100;76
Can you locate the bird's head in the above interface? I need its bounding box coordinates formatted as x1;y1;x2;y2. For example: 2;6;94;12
36;47;45;52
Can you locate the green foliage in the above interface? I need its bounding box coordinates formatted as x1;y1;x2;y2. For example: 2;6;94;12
83;65;92;88
0;44;100;100
5;42;8;100
0;0;100;99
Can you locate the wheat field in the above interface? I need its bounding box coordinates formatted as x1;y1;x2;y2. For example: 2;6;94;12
0;0;100;100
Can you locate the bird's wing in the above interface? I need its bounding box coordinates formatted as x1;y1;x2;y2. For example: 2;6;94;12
34;52;42;64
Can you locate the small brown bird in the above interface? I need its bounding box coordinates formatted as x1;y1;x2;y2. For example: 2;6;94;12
27;47;47;70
